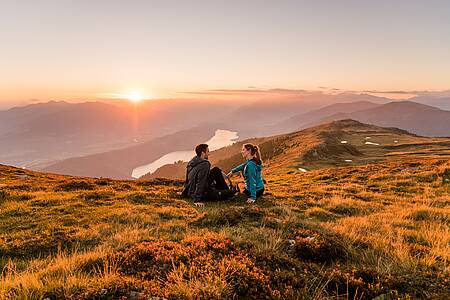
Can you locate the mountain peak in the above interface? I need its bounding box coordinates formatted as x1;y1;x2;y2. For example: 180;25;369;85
383;100;442;110
327;119;366;127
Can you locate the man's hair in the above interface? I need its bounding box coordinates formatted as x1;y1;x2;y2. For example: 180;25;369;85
195;144;209;156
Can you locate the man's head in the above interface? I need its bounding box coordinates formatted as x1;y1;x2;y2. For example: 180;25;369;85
195;143;209;159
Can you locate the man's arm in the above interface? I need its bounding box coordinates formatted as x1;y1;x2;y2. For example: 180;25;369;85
181;167;189;197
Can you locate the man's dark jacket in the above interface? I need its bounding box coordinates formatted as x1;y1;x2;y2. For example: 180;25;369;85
182;156;210;201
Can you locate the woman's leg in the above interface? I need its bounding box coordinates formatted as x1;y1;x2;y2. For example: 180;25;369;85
243;188;264;198
256;188;265;197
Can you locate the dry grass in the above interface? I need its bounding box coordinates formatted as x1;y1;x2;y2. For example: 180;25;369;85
0;158;449;299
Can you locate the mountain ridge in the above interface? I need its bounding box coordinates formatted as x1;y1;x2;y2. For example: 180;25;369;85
319;101;450;137
277;100;450;137
142;119;450;180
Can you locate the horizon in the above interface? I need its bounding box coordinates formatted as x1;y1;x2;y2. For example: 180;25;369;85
1;0;450;108
1;88;449;110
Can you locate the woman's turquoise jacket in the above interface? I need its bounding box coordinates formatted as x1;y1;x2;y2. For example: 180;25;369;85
231;159;264;200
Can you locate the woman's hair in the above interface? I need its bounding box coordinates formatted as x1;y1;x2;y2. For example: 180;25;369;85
243;143;262;164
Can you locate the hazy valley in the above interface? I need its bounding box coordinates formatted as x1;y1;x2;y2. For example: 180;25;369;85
1;94;447;180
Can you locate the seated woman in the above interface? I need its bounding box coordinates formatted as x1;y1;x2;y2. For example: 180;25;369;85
228;143;265;204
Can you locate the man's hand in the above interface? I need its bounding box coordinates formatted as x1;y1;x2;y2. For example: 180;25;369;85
246;198;255;204
194;202;205;208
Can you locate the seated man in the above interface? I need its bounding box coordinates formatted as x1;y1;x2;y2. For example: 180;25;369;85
182;143;236;205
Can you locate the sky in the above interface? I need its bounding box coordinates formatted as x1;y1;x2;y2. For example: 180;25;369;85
1;0;450;108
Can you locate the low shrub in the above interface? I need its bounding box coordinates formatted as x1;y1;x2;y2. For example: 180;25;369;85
55;181;96;191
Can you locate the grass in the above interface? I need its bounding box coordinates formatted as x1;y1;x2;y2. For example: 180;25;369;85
0;158;449;299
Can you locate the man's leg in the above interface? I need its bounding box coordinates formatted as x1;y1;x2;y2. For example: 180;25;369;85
208;167;230;190
216;188;236;200
202;187;236;201
202;189;219;201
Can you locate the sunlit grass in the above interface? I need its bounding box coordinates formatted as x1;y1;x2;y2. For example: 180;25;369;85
0;158;449;299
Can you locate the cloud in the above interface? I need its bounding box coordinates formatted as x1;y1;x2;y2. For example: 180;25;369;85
352;89;450;99
94;92;126;99
178;88;312;97
177;87;450;101
415;90;450;98
361;90;421;94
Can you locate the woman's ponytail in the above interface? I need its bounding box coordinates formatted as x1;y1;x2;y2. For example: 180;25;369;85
253;145;262;164
244;143;262;165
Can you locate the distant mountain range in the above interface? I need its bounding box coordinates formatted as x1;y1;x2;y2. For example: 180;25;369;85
1;93;449;176
43;126;216;179
0;99;235;168
316;101;450;137
224;93;392;138
271;100;379;135
274;101;450;137
0;93;390;168
409;95;450;110
37;100;450;179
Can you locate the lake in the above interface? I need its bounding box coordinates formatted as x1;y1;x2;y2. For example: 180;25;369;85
131;129;239;178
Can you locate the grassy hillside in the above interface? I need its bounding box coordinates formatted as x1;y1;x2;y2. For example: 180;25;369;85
0;155;449;299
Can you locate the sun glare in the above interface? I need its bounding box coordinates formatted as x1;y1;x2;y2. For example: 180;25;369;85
128;91;143;103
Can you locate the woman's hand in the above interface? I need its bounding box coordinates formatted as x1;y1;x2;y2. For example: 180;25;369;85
246;198;255;204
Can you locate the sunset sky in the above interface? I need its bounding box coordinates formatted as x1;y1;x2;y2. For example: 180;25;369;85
1;0;450;108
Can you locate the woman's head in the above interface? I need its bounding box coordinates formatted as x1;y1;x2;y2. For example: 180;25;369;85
242;143;262;164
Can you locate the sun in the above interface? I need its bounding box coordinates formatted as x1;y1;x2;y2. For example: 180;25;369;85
128;91;143;103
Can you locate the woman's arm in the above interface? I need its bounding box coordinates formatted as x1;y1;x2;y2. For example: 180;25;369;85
230;162;246;174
